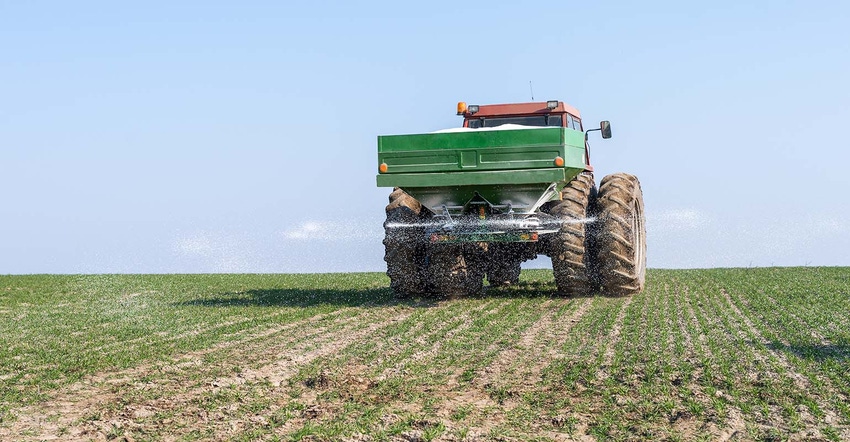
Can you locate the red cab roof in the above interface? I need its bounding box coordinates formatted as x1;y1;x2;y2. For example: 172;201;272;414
463;101;581;119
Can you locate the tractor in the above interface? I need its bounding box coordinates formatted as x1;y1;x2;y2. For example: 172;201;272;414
376;100;645;296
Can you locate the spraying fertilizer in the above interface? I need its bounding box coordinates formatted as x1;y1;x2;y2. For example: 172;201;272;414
375;100;647;297
384;217;597;231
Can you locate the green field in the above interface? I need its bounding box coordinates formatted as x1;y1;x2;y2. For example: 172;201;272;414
1;268;848;441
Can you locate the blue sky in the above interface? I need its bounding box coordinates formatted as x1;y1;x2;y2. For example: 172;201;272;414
2;1;849;273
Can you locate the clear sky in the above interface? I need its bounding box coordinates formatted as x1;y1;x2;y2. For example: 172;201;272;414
2;1;849;274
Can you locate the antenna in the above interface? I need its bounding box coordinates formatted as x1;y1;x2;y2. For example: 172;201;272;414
529;81;534;101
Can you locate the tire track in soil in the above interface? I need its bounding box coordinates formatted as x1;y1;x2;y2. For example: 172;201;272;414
677;284;707;357
678;284;710;386
391;298;526;390
269;300;525;442
2;311;357;440
88;305;322;354
548;296;639;440
18;307;357;378
604;283;649;387
540;297;595;360
670;282;721;440
465;297;595;438
660;282;681;359
203;306;428;442
313;299;497;386
719;287;850;439
670;282;694;356
568;292;650;440
523;296;593;383
467;299;554;397
102;307;413;441
357;310;430;372
375;299;501;381
494;296;593;440
149;308;365;374
210;300;507;441
675;281;745;441
698;288;767;442
421;298;563;437
206;308;414;390
471;299;551;386
93;307;364;390
594;295;633;383
706;287;792;440
1;307;410;441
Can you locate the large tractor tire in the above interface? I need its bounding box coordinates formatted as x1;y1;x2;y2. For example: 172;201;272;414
383;188;428;298
426;243;486;296
546;173;597;296
594;173;646;296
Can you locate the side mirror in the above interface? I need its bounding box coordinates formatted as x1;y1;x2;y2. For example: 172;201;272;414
600;121;612;139
584;120;613;141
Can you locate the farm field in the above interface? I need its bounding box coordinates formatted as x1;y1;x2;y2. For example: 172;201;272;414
0;268;848;441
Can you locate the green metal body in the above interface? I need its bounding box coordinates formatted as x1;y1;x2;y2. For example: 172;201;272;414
376;127;586;213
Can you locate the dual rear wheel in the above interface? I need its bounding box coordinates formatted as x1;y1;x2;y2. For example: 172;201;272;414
546;172;646;296
594;173;647;295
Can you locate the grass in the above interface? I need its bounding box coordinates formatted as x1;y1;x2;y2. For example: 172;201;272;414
0;268;848;441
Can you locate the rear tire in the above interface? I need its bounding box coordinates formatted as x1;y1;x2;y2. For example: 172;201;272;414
594;173;647;296
547;173;596;296
383;188;428;298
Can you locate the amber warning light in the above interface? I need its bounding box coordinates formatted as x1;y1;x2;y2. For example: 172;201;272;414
456;102;467;115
